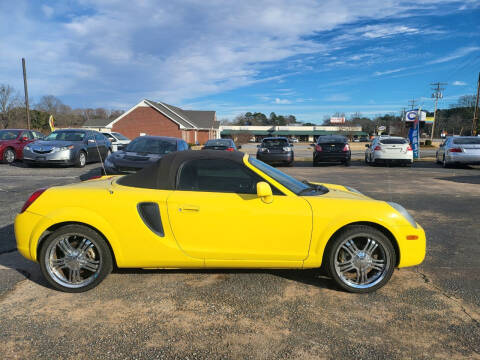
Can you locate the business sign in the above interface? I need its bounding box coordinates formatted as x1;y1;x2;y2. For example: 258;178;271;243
378;125;386;131
405;110;426;122
330;117;345;124
408;110;421;159
425;116;435;124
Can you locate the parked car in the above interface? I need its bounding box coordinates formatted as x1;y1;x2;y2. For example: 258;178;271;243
256;137;294;166
102;132;131;152
202;138;240;151
436;136;480;167
23;129;111;168
0;129;44;164
15;150;426;293
104;135;188;174
365;136;413;166
313;135;351;166
290;137;299;143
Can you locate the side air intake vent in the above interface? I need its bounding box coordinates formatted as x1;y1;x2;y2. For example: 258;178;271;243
137;202;164;237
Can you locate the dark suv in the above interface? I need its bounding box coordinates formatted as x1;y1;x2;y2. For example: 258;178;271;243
313;135;351;166
256;137;294;166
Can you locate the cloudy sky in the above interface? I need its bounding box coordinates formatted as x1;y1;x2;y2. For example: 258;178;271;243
1;0;479;122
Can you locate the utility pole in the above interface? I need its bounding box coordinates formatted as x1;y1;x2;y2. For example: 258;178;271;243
430;82;447;141
473;72;480;136
22;58;31;130
408;98;418;110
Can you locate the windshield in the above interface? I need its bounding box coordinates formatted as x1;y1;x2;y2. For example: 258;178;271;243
45;131;86;141
0;130;20;140
380;138;408;145
205;139;232;146
112;132;130;141
125;137;177;154
248;156;311;194
262;139;289;147
453;138;480;145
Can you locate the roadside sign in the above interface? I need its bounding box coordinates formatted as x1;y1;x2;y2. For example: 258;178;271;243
378;125;386;131
330;117;345;124
408;109;421;159
406;110;426;122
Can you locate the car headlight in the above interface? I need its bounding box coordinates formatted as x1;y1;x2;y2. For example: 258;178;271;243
104;158;115;167
260;147;268;152
283;146;292;152
52;145;74;152
388;202;417;228
24;145;31;151
345;186;363;195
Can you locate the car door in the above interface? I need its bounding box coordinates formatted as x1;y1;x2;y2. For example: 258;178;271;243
437;139;448;160
17;131;34;158
166;158;312;262
94;132;108;158
84;132;99;162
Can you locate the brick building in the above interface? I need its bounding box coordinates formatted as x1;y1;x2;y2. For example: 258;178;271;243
83;99;219;144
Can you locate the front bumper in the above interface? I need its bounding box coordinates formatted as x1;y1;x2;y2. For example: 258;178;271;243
23;148;76;165
396;223;426;268
256;152;293;163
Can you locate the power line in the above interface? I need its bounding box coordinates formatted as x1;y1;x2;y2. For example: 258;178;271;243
408;98;418;110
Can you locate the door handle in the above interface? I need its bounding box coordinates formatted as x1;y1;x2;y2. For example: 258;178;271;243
179;205;200;212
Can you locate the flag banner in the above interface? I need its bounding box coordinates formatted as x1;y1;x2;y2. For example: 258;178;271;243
48;115;55;131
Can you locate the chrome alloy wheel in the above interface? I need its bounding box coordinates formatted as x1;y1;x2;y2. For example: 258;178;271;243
45;233;102;289
79;152;86;167
4;148;15;163
334;235;390;289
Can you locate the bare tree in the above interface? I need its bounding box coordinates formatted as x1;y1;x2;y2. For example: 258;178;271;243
0;84;20;128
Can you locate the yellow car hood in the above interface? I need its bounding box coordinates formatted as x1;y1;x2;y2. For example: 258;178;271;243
310;182;370;200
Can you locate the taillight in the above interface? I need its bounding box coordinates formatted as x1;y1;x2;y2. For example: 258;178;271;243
315;144;322;152
20;188;47;213
226;147;234;152
342;144;350;152
374;145;382;151
407;145;412;151
448;147;462;153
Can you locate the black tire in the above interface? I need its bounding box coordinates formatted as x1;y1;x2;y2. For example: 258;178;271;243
75;151;87;168
3;148;15;164
325;225;396;293
442;155;449;168
38;224;113;292
344;160;351;167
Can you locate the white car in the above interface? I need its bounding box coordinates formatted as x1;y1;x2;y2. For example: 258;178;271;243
102;132;131;152
365;136;413;166
290;137;299;143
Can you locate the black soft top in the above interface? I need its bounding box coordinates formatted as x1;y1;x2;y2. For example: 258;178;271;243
117;150;245;190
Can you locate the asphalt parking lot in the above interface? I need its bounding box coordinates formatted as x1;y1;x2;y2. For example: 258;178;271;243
1;160;479;359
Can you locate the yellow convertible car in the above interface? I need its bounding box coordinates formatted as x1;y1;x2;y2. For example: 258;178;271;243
15;150;426;293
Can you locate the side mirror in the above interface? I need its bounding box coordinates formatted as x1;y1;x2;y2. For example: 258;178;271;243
256;182;273;203
237;145;242;149
257;144;261;148
310;143;315;147
365;144;370;148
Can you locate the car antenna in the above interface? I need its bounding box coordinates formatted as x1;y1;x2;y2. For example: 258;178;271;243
93;133;107;176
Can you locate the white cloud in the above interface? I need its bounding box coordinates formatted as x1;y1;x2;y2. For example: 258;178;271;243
452;80;467;86
374;67;406;76
427;46;480;64
41;5;54;18
324;94;350;102
274;98;291;104
0;0;471;108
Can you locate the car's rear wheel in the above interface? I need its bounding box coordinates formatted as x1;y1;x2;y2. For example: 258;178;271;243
39;224;113;292
75;151;87;168
3;148;15;164
326;225;396;293
344;159;351;167
442;155;449;168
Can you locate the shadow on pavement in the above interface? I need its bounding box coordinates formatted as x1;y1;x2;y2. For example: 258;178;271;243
0;224;16;254
436;175;480;184
79;166;103;181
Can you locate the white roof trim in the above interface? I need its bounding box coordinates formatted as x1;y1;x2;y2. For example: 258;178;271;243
107;99;188;130
143;100;191;129
157;102;198;129
106;100;150;129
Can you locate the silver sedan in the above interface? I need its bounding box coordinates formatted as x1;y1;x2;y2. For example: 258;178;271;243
436;136;480;167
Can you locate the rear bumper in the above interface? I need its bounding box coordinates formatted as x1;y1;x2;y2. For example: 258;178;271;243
257;152;293;163
446;153;480;164
374;158;412;164
373;151;413;162
314;152;350;162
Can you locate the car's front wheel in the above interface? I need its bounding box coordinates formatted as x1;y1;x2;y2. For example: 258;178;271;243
325;225;396;293
39;224;113;292
75;151;87;168
3;148;15;164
